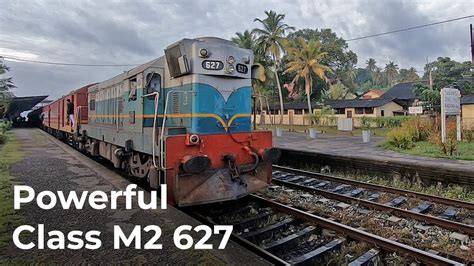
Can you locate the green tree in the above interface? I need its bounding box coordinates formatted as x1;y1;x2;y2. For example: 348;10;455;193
373;67;385;86
422;57;472;94
253;10;294;124
284;38;330;122
0;58;15;118
398;67;420;82
365;58;377;84
287;28;357;99
416;57;473;112
384;61;399;85
231;30;256;50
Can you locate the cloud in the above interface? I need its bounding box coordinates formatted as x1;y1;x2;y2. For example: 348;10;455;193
0;0;472;99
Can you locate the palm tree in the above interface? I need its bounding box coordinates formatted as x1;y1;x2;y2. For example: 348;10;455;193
407;67;419;81
253;10;294;124
0;59;15;92
344;65;357;84
384;61;399;85
365;58;377;84
373;67;385;86
284;38;330;122
231;30;256;50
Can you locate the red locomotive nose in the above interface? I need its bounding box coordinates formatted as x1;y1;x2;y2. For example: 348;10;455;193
181;155;211;174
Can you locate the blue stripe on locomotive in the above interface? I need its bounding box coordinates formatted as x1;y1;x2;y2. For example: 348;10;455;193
143;83;251;134
92;83;251;134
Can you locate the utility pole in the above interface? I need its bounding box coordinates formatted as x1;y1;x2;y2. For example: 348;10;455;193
471;24;473;67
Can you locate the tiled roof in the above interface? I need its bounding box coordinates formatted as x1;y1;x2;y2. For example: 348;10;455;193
383;82;417;100
325;98;395;108
461;95;474;105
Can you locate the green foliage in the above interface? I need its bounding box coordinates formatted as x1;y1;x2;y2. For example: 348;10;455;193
311;105;336;126
422;57;473;93
0;120;12;134
285;28;357;100
385;117;431;149
359;116;372;130
361;116;412;129
0;134;25;249
463;129;473;143
386;127;414;149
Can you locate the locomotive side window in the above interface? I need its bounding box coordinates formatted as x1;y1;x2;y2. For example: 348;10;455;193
146;73;161;94
89;99;95;111
129;77;137;101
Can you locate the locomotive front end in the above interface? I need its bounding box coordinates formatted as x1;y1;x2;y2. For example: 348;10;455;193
162;37;279;206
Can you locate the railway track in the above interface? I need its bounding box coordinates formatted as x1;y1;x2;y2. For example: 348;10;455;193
50;132;471;264
186;195;463;265
272;165;474;236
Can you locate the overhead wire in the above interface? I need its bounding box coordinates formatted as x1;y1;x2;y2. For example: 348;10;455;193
0;15;472;66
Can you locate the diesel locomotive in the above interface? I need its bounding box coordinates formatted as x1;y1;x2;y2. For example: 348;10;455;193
40;37;279;206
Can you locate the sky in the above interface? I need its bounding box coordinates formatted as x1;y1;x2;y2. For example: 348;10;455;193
0;0;473;99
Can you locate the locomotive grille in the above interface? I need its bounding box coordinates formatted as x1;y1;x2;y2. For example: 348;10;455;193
172;93;180;114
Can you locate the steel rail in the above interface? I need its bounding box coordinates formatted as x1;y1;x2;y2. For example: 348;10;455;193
185;210;289;265
273;177;474;236
273;165;474;210
251;195;464;266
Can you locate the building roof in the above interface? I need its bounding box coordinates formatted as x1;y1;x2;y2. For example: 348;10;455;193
461;95;474;105
5;95;48;117
383;82;417;100
269;101;322;111
325;98;396;109
360;89;385;99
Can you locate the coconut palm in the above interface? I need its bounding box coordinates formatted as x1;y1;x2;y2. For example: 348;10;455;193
231;30;256;50
384;61;399;85
253;10;294;124
373;67;385;86
365;58;377;84
284;38;330;123
407;67;419;81
0;59;15;92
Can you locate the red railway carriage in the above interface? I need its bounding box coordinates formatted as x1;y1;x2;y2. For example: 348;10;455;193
42;84;95;136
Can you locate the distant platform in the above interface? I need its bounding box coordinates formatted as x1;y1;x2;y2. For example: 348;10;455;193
275;131;474;187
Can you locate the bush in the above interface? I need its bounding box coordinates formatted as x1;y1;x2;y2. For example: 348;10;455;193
463;129;473;143
0;120;12;134
386;127;413;149
400;117;431;142
428;125;458;156
0;133;7;145
359;116;372;130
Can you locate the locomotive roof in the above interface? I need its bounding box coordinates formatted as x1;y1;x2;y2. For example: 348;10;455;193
97;57;164;89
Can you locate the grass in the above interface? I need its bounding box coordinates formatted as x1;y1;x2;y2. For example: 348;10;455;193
0;132;24;250
384;141;474;160
257;124;389;137
330;170;474;202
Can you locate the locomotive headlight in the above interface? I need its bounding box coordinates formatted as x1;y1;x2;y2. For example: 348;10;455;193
227;56;235;64
226;65;235;74
243;56;250;64
199;48;209;58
